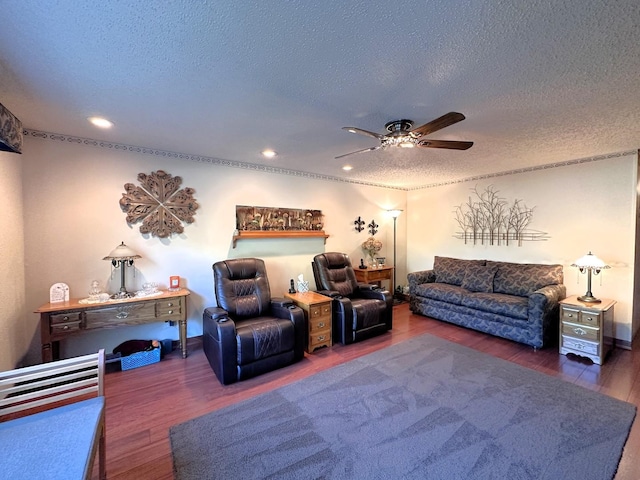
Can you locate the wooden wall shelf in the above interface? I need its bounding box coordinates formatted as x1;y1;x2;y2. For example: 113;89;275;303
232;230;329;248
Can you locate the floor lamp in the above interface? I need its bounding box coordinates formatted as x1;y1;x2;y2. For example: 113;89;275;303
388;209;403;301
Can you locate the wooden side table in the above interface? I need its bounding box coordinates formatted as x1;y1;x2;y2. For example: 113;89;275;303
559;295;615;365
285;291;332;353
36;288;190;362
353;266;394;291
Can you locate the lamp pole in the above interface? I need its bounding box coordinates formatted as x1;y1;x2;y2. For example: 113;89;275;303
388;209;403;298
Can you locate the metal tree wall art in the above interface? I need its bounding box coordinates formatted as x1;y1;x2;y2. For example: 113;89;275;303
119;170;199;238
453;185;548;246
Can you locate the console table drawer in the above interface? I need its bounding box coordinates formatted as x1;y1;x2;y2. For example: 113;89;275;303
562;322;599;342
309;316;330;332
309;330;331;348
50;312;82;324
561;336;599;356
85;302;156;329
562;308;601;327
51;321;81;336
156;298;183;317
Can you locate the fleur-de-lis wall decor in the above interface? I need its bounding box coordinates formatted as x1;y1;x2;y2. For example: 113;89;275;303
354;216;365;232
368;219;379;236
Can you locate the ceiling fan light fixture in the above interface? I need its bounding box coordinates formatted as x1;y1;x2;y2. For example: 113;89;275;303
342;164;353;171
261;149;277;158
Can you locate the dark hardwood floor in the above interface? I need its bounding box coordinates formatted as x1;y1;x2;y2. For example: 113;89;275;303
97;303;640;479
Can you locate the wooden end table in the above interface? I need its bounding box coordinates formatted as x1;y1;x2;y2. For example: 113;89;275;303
353;266;394;291
559;294;615;365
285;291;332;353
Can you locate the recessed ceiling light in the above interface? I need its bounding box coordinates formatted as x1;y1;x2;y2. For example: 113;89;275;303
88;117;113;128
342;165;353;171
261;149;277;158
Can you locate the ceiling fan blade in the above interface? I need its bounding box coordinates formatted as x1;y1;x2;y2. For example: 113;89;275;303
410;112;466;137
334;146;381;159
341;126;386;140
418;139;474;150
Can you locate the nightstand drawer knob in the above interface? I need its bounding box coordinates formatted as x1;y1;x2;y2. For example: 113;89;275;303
567;313;573;318
317;335;326;341
573;327;587;336
63;325;69;330
63;316;69;321
168;302;174;307
318;322;325;328
168;310;174;314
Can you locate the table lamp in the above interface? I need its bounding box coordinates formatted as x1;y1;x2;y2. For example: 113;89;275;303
571;251;610;303
103;242;141;298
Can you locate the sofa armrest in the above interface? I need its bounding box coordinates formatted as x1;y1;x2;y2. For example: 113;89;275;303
528;284;567;346
407;269;435;293
531;284;567;304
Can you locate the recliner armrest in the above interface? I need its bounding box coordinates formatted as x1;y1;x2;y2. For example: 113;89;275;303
203;306;230;322
357;282;379;291
270;297;294;308
359;288;392;302
316;289;342;298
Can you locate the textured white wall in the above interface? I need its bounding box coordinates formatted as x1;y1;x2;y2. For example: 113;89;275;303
19;136;405;363
0;151;27;370
407;153;637;344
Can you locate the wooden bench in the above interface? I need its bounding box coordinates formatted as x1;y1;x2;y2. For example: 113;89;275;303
0;350;106;479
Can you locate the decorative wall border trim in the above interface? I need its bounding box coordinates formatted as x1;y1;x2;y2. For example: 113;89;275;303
23;129;635;192
408;150;637;191
22;129;405;191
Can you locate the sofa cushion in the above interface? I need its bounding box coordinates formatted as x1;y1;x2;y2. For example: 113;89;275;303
434;256;486;286
413;283;466;305
460;292;529;320
488;261;564;297
461;263;498;293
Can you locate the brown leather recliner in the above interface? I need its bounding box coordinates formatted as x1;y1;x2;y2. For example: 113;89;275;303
203;258;306;385
312;252;393;345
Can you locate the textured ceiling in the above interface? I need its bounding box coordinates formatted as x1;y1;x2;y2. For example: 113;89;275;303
1;1;639;189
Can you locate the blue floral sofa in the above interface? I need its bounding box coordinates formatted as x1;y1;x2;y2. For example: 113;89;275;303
408;256;566;348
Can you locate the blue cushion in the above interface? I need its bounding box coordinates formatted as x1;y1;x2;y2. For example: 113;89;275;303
414;283;466;305
0;397;104;479
489;261;563;296
460;292;529;320
461;264;498;293
434;256;486;286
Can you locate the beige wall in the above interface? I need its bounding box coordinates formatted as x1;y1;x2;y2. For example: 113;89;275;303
407;153;638;345
2;132;636;368
18;135;406;364
0;150;26;370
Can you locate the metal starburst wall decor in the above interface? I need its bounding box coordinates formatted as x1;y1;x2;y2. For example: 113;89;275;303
119;170;199;238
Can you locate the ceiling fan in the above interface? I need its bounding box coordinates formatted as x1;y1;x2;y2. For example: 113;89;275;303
336;111;473;159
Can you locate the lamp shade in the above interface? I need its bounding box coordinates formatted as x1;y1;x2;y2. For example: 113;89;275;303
103;242;141;261
388;209;403;218
571;251;610;270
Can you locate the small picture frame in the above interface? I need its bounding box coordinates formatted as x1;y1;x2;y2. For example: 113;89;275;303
169;276;180;291
50;283;70;303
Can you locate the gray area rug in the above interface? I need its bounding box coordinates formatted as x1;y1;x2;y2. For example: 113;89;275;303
170;334;636;479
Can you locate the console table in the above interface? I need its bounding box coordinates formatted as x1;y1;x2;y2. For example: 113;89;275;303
354;266;394;291
36;288;190;362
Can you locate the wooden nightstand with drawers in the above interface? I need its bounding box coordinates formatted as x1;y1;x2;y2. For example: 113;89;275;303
559;295;616;365
285;291;332;353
